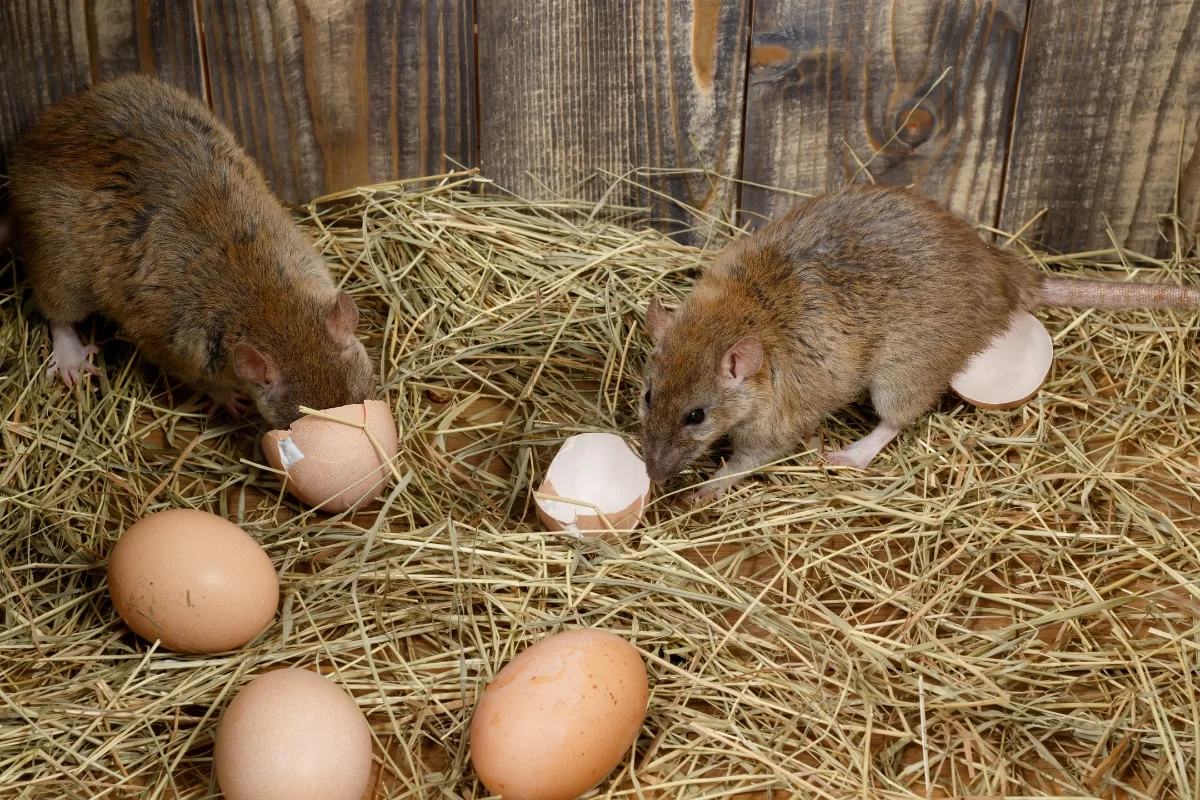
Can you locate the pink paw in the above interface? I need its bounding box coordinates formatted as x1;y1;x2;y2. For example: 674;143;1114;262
210;390;251;419
46;336;100;389
824;449;870;469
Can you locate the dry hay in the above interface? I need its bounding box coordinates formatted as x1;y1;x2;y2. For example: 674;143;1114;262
2;169;1200;800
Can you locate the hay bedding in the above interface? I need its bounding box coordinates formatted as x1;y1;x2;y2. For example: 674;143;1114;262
1;169;1199;799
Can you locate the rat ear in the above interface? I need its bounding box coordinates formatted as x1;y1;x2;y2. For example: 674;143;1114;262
234;343;279;389
721;336;762;385
326;291;359;345
646;295;671;343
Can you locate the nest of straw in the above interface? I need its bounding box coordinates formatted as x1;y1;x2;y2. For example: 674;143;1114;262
2;170;1199;799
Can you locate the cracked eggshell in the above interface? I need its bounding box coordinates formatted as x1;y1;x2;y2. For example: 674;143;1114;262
215;668;373;800
469;629;649;800
106;508;278;654
261;400;399;513
951;311;1054;410
535;433;650;536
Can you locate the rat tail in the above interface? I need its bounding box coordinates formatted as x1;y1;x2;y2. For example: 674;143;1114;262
1039;276;1200;310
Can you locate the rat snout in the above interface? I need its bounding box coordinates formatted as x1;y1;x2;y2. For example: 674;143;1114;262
642;443;681;486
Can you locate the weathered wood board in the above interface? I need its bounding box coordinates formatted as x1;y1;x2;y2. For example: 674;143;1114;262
0;1;92;170
741;0;1027;230
1000;0;1200;253
199;0;476;204
84;0;206;94
0;0;204;171
476;0;751;243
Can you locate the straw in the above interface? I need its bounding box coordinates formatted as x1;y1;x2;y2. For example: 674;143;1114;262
1;168;1198;798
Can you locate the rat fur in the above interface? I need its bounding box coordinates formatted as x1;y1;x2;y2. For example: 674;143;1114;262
8;75;373;428
640;183;1200;499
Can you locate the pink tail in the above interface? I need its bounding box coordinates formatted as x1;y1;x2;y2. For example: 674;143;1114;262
1040;277;1200;310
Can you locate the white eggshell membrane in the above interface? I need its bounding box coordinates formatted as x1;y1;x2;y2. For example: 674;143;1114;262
951;311;1054;410
536;433;650;535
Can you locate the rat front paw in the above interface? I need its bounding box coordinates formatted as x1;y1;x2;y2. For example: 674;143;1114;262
210;390;251;419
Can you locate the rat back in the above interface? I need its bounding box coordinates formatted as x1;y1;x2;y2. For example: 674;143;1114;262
732;184;1043;403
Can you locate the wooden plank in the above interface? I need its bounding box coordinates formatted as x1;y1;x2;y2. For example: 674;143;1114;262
83;0;205;92
0;0;91;170
999;0;1200;254
741;0;1027;230
476;0;751;242
199;0;476;204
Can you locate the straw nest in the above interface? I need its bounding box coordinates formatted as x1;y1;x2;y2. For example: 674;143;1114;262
2;170;1199;799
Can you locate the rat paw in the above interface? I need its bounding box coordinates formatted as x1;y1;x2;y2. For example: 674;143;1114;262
210;390;251;419
823;449;871;469
687;482;727;504
46;339;100;389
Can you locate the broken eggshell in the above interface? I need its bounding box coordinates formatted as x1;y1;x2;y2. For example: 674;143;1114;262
261;400;399;513
951;311;1054;410
535;433;650;536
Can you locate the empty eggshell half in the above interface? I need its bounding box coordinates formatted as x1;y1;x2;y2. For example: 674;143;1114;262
951;311;1054;410
262;400;399;512
535;433;650;536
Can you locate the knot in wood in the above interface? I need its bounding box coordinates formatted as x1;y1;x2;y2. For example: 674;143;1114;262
894;105;934;149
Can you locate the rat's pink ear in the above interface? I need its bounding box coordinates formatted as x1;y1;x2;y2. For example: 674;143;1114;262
326;291;359;345
646;295;671;343
233;343;279;389
721;336;762;385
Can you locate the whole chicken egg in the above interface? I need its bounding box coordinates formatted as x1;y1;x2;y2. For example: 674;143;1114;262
106;508;278;653
215;668;373;800
470;629;649;800
262;400;399;512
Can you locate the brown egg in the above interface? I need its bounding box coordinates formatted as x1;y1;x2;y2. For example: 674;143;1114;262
535;433;650;537
261;400;399;512
951;311;1054;410
215;668;373;800
470;629;649;800
106;508;278;653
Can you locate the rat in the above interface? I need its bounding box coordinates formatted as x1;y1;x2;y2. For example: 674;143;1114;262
640;183;1200;499
6;74;374;429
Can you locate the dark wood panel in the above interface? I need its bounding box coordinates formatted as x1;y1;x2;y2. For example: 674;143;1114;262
476;0;751;242
741;0;1026;230
200;0;476;204
84;0;205;92
1000;0;1200;254
0;0;91;170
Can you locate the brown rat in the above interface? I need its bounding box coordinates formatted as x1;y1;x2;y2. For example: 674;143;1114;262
8;74;373;429
641;183;1200;499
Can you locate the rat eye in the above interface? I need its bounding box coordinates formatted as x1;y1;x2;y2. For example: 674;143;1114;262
684;408;705;426
643;388;652;406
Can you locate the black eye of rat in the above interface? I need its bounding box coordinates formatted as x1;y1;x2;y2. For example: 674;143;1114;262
684;408;705;426
643;388;651;406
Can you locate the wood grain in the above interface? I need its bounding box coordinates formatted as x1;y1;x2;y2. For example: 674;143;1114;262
200;0;476;204
0;0;91;170
476;0;751;242
83;0;205;92
999;0;1200;254
741;0;1027;230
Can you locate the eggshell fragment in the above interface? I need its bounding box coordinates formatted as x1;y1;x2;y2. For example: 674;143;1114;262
215;668;373;800
535;433;650;535
951;311;1054;410
261;400;399;512
469;629;649;800
106;508;278;653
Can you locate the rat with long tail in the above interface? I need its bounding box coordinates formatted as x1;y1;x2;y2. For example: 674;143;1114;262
640;184;1199;500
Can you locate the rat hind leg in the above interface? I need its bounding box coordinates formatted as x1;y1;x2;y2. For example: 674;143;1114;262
46;322;101;388
825;377;945;469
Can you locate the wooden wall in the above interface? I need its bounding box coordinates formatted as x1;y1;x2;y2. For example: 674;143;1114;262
2;0;1198;254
